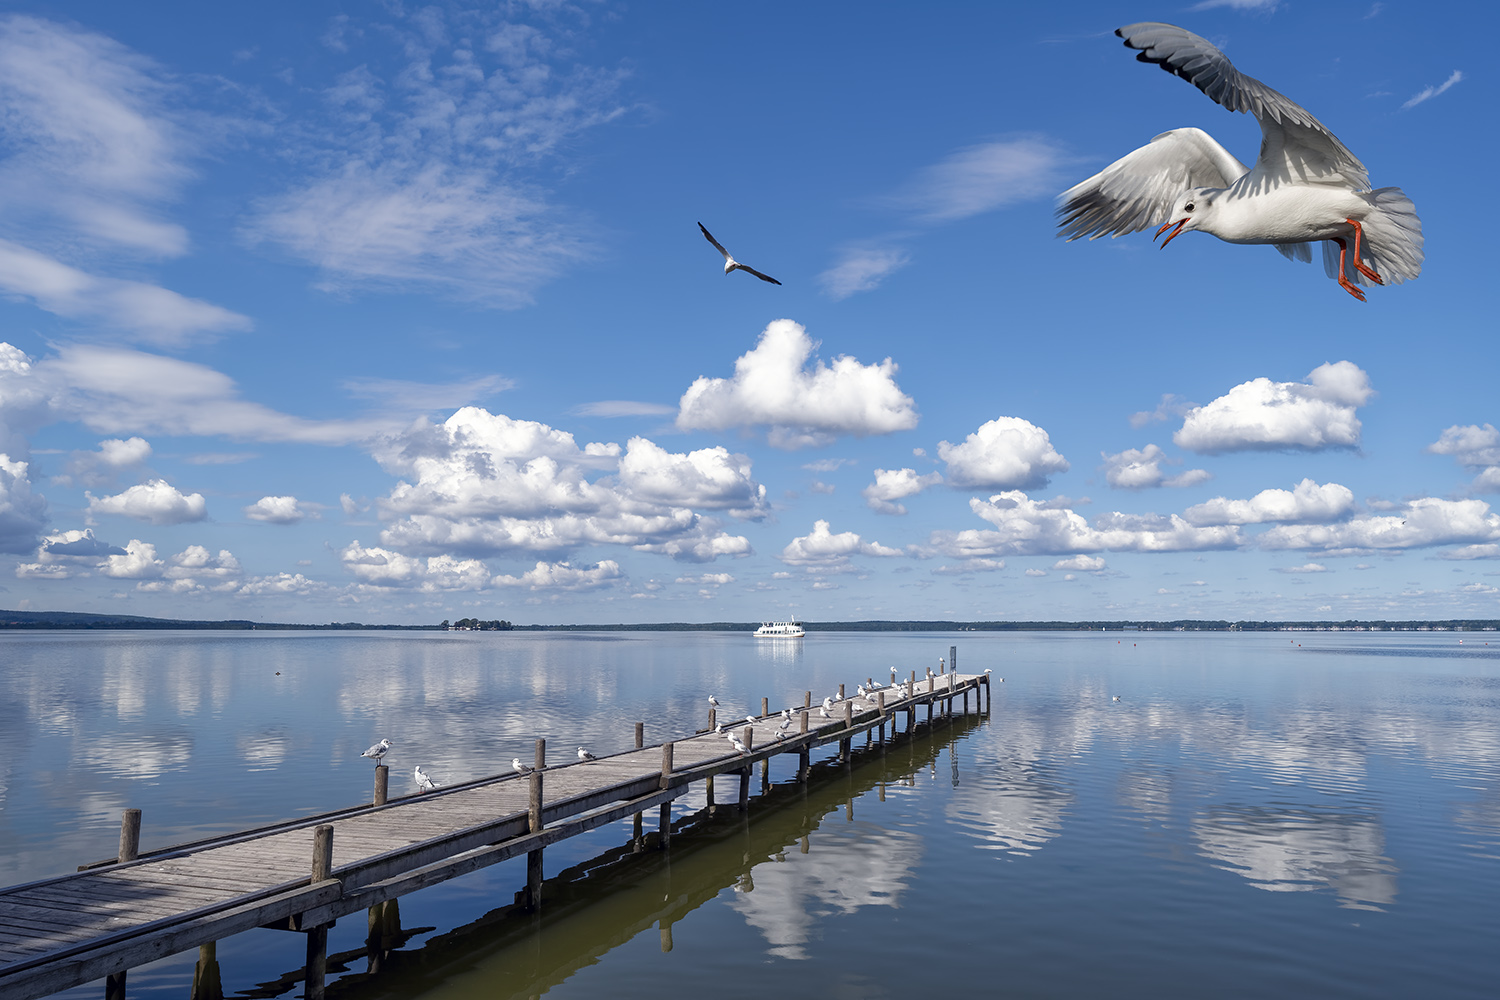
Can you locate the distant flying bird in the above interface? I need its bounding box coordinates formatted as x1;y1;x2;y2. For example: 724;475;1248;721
577;746;597;761
1056;23;1422;301
361;739;392;764
414;765;437;792
698;222;782;285
512;758;534;776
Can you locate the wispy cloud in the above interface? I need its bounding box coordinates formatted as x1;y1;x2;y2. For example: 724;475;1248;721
1190;0;1279;11
571;400;676;418
819;245;911;300
823;136;1071;299
888;136;1072;223
1402;70;1463;110
244;7;631;306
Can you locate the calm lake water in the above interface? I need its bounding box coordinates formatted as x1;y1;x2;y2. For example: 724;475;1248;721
1;629;1497;998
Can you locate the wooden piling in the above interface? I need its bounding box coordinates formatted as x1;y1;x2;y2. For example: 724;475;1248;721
658;743;674;847
117;809;141;864
707;707;716;732
525;739;545;911
189;940;223;1000
635;722;644;749
374;764;388;806
305;824;334;1000
804;690;811;709
840;702;853;764
950;645;957;674
838;683;845;701
633;721;645;847
738;768;750;810
761;696;769;718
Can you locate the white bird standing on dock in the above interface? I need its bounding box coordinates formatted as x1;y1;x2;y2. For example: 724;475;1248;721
714;722;725;734
781;708;791;723
729;735;749;755
361;739;392;764
819;705;831;719
822;695;833;711
577;746;597;761
708;695;720;708
745;714;759;727
512;758;534;775
698;222;782;285
1056;22;1422;301
414;766;438;792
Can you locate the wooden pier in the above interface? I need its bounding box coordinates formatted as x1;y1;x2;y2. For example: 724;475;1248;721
0;663;990;1000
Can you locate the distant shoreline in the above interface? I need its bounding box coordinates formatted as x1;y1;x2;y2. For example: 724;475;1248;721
2;609;1498;632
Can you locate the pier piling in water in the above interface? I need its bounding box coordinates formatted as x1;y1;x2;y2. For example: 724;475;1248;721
373;764;388;806
526;740;545;911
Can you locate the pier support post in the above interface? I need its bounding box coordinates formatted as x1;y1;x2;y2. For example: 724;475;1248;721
798;710;810;781
104;809;141;1000
190;941;223;1000
707;707;715;732
804;691;811;709
762;696;769;718
117;808;141;864
950;645;957;676
373;764;388;806
525;739;545;912
838;683;845;701
305;824;335;1000
840;702;852;765
659;743;674;848
633;722;646;848
738;768;750;810
706;774;714;807
878;692;887;750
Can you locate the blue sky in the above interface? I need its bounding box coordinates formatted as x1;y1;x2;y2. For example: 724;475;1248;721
0;0;1495;625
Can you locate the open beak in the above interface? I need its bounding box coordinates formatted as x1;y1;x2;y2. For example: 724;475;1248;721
1154;218;1188;248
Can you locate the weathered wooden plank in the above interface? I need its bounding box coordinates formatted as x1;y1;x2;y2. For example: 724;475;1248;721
0;881;342;1000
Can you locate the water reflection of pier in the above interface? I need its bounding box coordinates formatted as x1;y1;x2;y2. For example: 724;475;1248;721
262;717;984;1000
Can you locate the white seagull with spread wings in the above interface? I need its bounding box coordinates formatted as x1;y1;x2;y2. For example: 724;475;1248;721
698;222;782;285
1057;23;1422;301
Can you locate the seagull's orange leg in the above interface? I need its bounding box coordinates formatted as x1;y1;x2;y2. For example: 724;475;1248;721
1331;237;1367;302
1345;218;1384;285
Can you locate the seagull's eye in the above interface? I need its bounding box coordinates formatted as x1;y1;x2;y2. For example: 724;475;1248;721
1184;201;1195;213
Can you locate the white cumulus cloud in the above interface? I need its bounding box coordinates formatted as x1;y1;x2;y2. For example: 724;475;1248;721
1184;479;1356;526
863;467;943;515
676;320;918;449
1429;423;1500;493
927;491;1242;559
780;520;904;568
1174;361;1373;455
244;495;313;524
1259;497;1500;552
1053;555;1106;572
1101;444;1211;490
492;560;623;591
0;453;48;554
87;479;206;525
938;416;1069;490
370;408;751;563
340;541;491;591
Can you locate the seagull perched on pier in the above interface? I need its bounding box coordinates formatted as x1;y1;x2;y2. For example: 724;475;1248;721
577;746;597;761
698;222;782;285
1057;22;1422;301
745;714;759;727
414;766;438;792
822;695;833;711
819;705;831;719
714;722;725;734
512;758;535;776
361;739;392;764
729;735;749;755
708;695;719;708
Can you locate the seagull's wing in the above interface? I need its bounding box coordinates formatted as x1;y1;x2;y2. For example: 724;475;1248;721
698;222;731;260
736;264;782;285
1057;128;1247;241
1117;22;1369;190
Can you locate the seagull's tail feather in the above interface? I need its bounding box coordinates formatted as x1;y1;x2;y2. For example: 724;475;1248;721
1323;187;1424;287
1274;241;1313;264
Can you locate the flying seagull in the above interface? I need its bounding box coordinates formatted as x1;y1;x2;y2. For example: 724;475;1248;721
698;222;782;285
1057;23;1422;301
361;739;392;764
577;746;597;762
414;765;437;792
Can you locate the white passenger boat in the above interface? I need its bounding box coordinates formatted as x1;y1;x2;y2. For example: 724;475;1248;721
753;620;805;638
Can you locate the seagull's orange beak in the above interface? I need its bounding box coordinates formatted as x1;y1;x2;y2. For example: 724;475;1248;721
1155;218;1188;248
